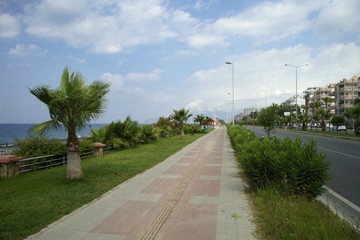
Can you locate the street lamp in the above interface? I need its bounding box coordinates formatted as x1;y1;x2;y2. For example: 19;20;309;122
285;63;308;125
227;92;231;123
226;62;234;125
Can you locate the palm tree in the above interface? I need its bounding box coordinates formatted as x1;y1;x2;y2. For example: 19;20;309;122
309;102;316;116
345;102;360;136
298;113;311;131
204;116;213;127
322;97;331;111
110;117;141;147
315;101;322;111
194;114;205;128
29;66;110;180
172;108;193;140
301;104;309;115
317;108;331;132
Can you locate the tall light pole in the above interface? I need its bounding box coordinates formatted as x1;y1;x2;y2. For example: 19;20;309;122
226;62;234;125
285;63;308;125
227;92;231;123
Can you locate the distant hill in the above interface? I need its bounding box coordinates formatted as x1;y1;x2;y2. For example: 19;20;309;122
142;118;158;125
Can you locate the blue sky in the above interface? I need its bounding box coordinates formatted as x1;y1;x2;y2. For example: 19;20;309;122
1;0;360;124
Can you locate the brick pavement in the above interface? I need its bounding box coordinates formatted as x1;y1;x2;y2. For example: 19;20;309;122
26;127;256;240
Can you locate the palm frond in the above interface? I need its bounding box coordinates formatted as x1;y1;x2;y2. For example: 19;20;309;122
29;120;62;136
28;85;54;105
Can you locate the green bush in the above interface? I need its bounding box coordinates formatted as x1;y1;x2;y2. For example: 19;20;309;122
79;139;94;150
227;125;331;199
13;136;66;158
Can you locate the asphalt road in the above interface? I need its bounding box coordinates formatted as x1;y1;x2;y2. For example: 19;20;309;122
246;126;360;208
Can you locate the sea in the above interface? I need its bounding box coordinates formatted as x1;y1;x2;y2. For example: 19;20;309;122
0;123;107;145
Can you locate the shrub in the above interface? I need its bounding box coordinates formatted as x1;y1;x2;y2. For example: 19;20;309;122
227;125;331;199
79;139;94;150
139;125;159;143
13;136;66;158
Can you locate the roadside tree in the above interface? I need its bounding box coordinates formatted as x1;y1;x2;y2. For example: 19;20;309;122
298;113;311;131
330;116;345;133
345;101;360;136
257;105;277;138
194;114;205;128
172;108;193;140
29;66;110;180
316;108;331;132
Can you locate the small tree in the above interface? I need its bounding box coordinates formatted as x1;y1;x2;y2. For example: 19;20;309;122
172;108;193;140
29;66;110;180
257;105;277;138
194;114;205;128
322;97;332;111
345;101;360;136
298;113;311;131
316;109;331;132
330;116;345;133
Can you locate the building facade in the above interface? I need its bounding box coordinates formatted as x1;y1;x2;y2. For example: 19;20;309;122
303;74;360;116
335;75;360;116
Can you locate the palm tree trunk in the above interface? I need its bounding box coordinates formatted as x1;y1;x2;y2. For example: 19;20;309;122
66;125;83;179
180;122;185;140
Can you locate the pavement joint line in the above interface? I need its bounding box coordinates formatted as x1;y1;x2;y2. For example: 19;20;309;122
139;146;209;240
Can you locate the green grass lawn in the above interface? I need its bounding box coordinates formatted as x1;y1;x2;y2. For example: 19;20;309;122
250;185;360;240
0;132;208;240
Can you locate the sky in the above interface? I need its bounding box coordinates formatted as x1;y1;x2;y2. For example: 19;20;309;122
1;0;360;124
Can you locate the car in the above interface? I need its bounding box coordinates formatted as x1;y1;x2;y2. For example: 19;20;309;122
333;125;346;131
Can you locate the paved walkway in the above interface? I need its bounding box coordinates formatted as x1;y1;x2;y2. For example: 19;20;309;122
27;127;256;240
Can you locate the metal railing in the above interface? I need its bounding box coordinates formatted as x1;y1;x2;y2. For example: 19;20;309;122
0;143;15;156
17;147;112;174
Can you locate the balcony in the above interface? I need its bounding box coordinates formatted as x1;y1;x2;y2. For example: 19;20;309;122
343;95;357;100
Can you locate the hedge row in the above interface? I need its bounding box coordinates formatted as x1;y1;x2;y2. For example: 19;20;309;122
227;125;331;199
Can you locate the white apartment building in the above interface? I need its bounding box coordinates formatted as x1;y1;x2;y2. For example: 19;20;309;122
303;74;360;116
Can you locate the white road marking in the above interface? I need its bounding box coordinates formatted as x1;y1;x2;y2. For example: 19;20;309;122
318;146;360;159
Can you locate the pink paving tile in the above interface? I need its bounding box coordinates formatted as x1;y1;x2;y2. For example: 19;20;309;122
208;152;223;157
89;200;161;236
160;203;218;240
163;165;193;176
212;147;223;151
185;151;198;157
140;178;183;195
199;166;222;176
171;231;195;240
189;179;220;196
206;157;223;164
177;158;196;164
191;147;204;151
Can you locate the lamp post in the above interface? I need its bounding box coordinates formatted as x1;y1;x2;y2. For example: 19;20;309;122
227;92;231;123
226;62;234;125
285;63;308;126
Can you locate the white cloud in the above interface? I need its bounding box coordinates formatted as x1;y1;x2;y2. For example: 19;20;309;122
184;42;360;112
185;99;203;111
194;0;218;10
186;0;328;48
100;72;124;91
314;0;360;38
8;44;47;57
19;0;331;52
124;69;162;83
100;69;162;92
0;13;20;38
22;0;177;54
